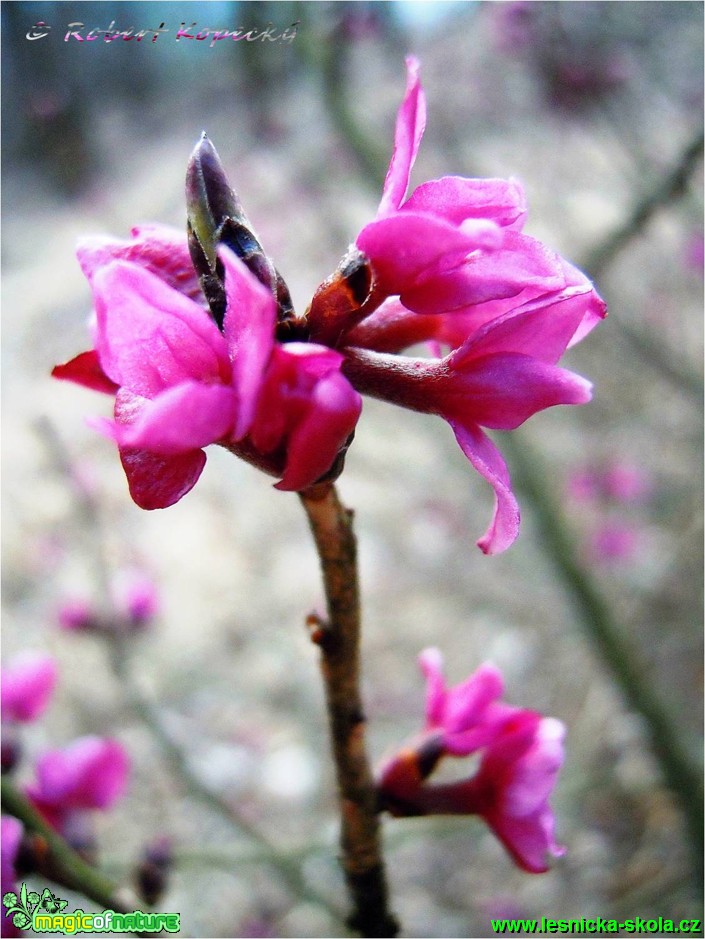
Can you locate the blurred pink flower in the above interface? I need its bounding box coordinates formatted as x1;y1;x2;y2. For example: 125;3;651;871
568;460;651;506
377;649;565;873
1;816;23;937
1;652;58;724
684;230;704;275
492;2;538;53
53;239;361;507
26;736;129;836
589;521;641;564
57;597;98;633
112;570;160;628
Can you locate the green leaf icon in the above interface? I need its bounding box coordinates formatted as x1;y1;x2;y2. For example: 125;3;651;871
2;892;18;909
40;888;64;915
12;911;30;929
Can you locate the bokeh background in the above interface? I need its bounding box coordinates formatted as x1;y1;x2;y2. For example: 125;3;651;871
2;2;703;936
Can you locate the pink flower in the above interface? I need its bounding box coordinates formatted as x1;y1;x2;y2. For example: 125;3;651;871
53;233;361;508
53;59;603;554
57;597;98;632
307;58;605;553
335;56;604;337
377;649;565;874
112;570;159;628
342;289;595;553
567;460;651;505
1;816;23;937
1;653;58;724
26;736;129;836
589;521;640;564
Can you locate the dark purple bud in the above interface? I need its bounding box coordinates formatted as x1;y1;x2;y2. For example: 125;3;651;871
135;836;173;906
185;134;293;328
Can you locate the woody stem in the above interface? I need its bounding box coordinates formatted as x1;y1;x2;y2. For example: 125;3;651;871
299;483;398;938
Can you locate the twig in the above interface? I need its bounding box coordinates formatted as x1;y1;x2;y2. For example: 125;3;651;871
582;129;704;400
104;635;348;931
503;431;704;887
584;127;704;278
38;417;347;930
299;483;398;938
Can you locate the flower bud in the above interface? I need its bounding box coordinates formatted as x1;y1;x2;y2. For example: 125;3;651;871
186;133;293;327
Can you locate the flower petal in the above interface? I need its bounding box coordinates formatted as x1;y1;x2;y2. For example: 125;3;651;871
419;647;447;726
1;652;58;723
357;213;500;295
503;718;566;816
444;663;505;735
404;176;527;229
52;350;120;395
448;420;520;555
486;805;564;873
400;232;565;314
93;261;230;398
119;446;207;510
77;225;203;302
445;353;593;430
275;370;361;491
453;287;604;365
378;56;427;216
34;736;129;810
220;246;277;440
117;380;238;454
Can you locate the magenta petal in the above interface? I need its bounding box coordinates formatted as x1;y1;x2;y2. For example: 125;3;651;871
77;225;202;302
117;381;237;453
400;232;565;314
119;446;207;509
93;261;229;397
487;806;564;873
1;652;58;723
448;421;520;555
357;213;499;294
220;247;276;440
52;350;120;395
404;176;527;229
503;718;566;815
444;663;505;735
275;371;362;491
378;56;427;216
454;287;601;365
419;648;447;726
446;353;593;430
35;736;129;810
559;259;608;346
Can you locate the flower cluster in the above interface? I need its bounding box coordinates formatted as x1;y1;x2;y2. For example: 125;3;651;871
53;57;604;552
1;652;57;726
1;651;129;921
53;226;362;509
567;458;652;565
25;736;129;851
376;649;565;874
58;569;160;635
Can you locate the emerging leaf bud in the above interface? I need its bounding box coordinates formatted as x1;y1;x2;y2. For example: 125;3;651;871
186;133;293;328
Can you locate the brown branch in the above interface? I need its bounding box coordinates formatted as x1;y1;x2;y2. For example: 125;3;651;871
299;483;398;938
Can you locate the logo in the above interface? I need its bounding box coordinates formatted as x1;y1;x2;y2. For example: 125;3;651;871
3;884;180;934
